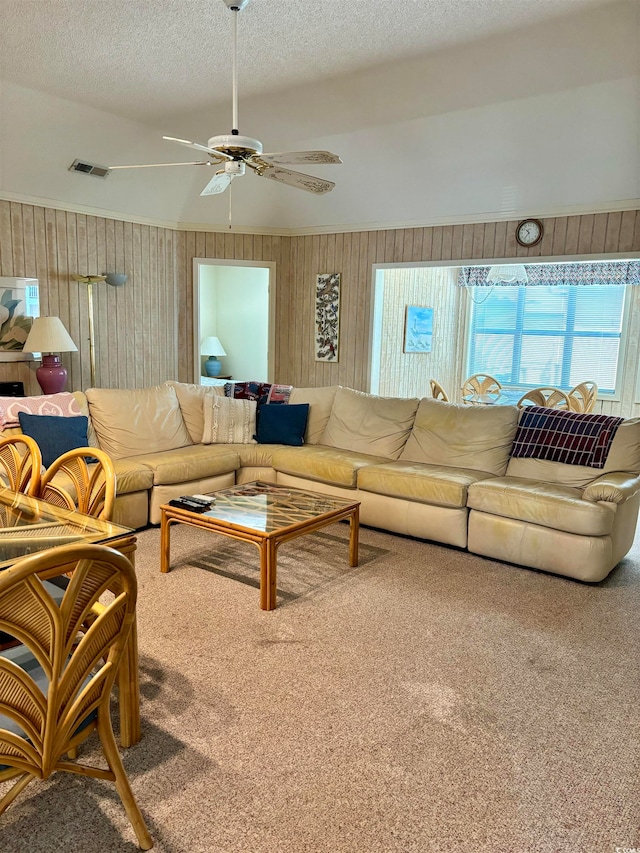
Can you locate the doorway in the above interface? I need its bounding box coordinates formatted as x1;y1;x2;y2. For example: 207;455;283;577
193;259;275;384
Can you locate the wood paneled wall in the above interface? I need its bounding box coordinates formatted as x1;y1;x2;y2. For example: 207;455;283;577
279;213;640;409
1;199;638;418
0;201;177;394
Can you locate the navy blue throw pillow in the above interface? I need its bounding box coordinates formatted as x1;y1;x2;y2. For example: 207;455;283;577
18;413;92;468
254;403;309;446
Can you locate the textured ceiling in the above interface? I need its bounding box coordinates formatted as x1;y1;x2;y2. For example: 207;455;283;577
0;0;613;124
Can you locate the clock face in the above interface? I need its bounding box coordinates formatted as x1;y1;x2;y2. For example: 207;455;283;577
516;219;543;247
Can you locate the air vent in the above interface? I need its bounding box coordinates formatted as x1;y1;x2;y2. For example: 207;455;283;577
69;159;110;178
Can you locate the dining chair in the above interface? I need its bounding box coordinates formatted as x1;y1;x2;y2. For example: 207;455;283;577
0;542;153;849
0;435;43;497
429;379;449;402
461;373;502;404
39;447;116;521
516;387;571;409
567;381;598;413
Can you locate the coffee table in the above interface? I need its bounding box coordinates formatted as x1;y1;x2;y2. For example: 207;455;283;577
159;481;360;610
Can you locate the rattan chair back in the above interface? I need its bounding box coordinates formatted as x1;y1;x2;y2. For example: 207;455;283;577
39;447;116;521
517;387;571;409
461;373;502;403
568;381;598;413
0;435;42;496
0;542;152;848
429;379;449;402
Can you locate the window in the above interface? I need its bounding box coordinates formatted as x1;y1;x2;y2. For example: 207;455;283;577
467;285;628;394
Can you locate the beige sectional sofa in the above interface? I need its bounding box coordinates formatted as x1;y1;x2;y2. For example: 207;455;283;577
10;381;640;583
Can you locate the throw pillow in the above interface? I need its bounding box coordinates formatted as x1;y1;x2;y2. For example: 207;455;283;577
254;403;310;446
225;381;293;404
18;412;92;468
202;395;257;444
0;392;81;430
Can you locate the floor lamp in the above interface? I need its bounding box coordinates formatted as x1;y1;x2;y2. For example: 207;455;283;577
71;273;127;387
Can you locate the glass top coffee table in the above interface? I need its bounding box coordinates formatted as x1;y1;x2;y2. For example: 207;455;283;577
159;481;360;610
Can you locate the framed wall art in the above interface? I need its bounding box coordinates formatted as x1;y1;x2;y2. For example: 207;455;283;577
315;273;340;362
403;305;433;353
0;277;39;361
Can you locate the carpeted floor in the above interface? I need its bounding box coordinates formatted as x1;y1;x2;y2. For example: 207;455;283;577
2;520;639;853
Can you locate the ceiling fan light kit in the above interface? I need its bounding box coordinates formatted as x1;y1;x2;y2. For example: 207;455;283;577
100;0;341;198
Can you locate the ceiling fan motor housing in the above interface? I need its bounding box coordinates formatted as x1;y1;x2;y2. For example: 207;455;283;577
224;161;246;176
208;134;263;158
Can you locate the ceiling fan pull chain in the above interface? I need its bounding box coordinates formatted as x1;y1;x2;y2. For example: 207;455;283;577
228;183;233;230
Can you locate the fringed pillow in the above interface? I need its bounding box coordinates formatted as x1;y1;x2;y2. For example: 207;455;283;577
201;395;257;444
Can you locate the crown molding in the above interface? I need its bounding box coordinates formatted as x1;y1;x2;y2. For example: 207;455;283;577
2;190;638;237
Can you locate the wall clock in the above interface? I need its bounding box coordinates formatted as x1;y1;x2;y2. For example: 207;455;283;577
516;218;543;247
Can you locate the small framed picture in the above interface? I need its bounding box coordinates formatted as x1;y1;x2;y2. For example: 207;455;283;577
404;306;433;353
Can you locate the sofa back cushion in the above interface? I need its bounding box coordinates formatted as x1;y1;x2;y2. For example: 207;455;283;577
400;398;519;476
288;386;338;444
321;387;419;459
86;385;192;459
164;380;225;444
506;417;640;486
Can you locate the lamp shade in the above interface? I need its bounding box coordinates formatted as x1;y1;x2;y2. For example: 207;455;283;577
23;316;78;354
201;336;227;357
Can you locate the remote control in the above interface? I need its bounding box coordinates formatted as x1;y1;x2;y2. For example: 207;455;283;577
179;495;211;506
169;498;209;512
189;494;215;504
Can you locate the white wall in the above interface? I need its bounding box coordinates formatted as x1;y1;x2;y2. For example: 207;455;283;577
198;265;270;381
1;1;638;231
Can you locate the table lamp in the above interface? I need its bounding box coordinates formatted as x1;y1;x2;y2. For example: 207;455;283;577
201;336;227;377
23;316;78;394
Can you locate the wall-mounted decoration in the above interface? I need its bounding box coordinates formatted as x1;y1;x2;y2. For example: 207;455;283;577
403;305;433;353
0;277;39;361
315;273;341;362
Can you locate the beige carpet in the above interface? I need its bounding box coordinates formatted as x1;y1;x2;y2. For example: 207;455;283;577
2;520;639;853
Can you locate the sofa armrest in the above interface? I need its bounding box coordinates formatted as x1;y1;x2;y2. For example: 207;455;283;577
582;472;640;504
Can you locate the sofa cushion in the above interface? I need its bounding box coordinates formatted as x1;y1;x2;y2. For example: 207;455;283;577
112;458;155;493
202;395;257;444
321;387;419;459
506;417;640;487
358;461;495;509
288;386;338;444
124;445;240;486
272;445;388;488
86;386;192;459
164;380;225;444
255;403;309;446
400;398;519;476
224;443;287;468
467;476;614;536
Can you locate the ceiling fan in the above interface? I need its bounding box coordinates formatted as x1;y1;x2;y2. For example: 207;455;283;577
108;0;342;196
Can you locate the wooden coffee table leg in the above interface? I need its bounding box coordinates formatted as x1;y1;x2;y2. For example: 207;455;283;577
260;537;278;611
349;506;360;567
160;511;171;573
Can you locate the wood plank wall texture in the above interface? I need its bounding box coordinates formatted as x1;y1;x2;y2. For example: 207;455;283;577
1;198;638;417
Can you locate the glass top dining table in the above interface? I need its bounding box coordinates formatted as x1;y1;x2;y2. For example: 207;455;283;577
462;388;523;406
0;486;141;746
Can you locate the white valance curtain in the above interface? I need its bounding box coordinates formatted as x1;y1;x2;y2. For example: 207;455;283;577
458;260;640;287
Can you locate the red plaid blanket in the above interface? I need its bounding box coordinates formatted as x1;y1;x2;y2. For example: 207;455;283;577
224;381;292;405
511;406;624;468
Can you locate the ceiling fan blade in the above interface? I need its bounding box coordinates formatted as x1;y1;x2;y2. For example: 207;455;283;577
200;170;233;196
108;161;210;170
260;166;335;194
163;136;231;159
257;151;342;165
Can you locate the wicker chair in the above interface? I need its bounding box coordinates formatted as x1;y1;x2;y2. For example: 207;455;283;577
567;381;598;413
0;542;152;849
39;447;116;521
461;373;501;404
429;379;449;402
517;387;571;409
0;435;42;497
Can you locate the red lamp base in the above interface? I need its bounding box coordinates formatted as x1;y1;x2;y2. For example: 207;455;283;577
36;355;68;394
